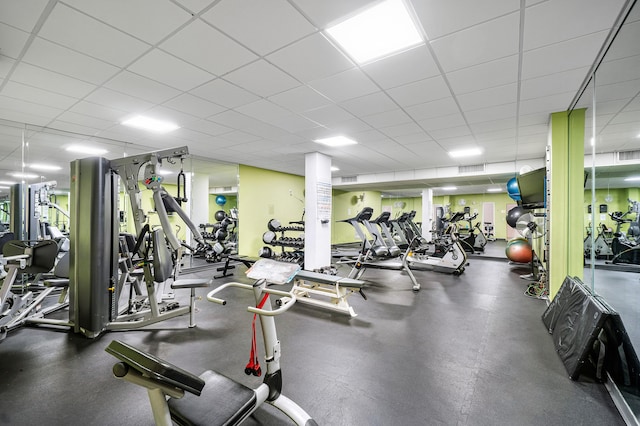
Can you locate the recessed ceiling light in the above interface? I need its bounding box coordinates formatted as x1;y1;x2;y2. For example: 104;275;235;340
9;172;40;179
0;186;9;189
0;180;16;185
326;0;423;64
448;148;482;158
442;186;457;191
331;166;340;172
156;169;173;176
66;145;108;155
624;176;640;182
314;136;358;147
122;115;180;133
28;163;62;171
487;188;502;192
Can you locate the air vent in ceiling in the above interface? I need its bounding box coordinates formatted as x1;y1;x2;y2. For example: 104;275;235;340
341;176;358;183
458;164;485;174
223;186;232;191
618;150;640;162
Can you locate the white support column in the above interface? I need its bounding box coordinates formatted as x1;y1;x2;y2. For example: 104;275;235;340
189;173;209;247
304;152;332;270
421;189;433;242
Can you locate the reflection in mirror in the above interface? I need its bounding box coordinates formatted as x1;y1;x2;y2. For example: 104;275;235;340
0;119;240;264
570;0;640;419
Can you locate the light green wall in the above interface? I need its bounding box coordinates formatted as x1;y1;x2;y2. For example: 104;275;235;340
583;188;640;235
332;189;382;244
237;165;305;257
433;192;515;240
380;196;422;220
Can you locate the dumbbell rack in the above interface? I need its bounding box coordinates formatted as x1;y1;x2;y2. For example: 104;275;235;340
262;219;305;266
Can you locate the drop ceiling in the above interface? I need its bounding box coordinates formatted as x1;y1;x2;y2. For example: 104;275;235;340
0;0;638;196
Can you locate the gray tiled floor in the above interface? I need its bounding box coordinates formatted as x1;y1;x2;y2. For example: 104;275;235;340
0;247;625;425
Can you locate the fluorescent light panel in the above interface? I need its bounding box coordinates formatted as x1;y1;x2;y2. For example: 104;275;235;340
28;163;62;171
624;176;640;182
66;145;108;155
442;186;457;191
487;188;502;192
331;166;340;172
122;115;180;133
314;136;358;147
448;148;482;158
0;180;16;185
326;0;423;64
9;172;39;179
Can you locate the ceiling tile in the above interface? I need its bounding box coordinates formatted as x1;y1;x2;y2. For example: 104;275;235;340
301;105;355;126
225;60;300;98
521;31;608;80
405;97;459;121
128;49;215;91
173;0;214;14
362;45;440;89
340;91;395;116
326;117;371;134
381;122;424;138
520;67;589;101
54;110;116;130
267;33;354;83
519;92;574;115
235;99;292;123
11;62;97;98
0;95;64;120
162;93;226;118
269;85;332;111
412;0;518;40
418;112;467;132
161;20;257;77
269;114;320;133
393;131;432;145
464;103;517;123
1;81;79;110
596;55;640;86
141;105;200;128
62;0;192;44
446;55;518;95
84;87;154;113
524;0;626;50
216;130;262;144
429;125;472;140
202;0;316;56
604;20;640;62
189;79;259;109
39;3;150;67
456;83;517;112
469;117;516;134
361;108;412;128
46;119;108;137
308;68;378;102
0;23;30;59
430;12;520;72
68;100;127;122
0;57;16;79
290;0;376;28
105;71;181;104
22;37;119;85
0;0;49;32
386;75;451;107
186;119;233;136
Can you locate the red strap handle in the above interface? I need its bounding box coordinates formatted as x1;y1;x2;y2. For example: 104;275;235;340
245;293;270;376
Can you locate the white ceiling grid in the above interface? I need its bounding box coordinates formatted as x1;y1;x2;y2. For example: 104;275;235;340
0;0;634;194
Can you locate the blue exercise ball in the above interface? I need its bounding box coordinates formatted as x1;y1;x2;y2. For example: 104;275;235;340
506;177;521;201
215;195;227;206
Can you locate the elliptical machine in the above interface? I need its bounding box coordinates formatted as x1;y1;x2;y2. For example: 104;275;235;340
608;200;640;265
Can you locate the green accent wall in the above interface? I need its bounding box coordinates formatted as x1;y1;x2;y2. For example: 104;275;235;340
332;189;382;244
237;165;305;257
549;109;585;298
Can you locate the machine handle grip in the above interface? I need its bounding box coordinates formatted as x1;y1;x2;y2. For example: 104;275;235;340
206;282;296;316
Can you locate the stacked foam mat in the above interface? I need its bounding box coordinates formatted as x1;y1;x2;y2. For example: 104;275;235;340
542;276;640;392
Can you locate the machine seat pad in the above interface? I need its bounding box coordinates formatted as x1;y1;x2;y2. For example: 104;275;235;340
169;369;257;426
171;278;211;289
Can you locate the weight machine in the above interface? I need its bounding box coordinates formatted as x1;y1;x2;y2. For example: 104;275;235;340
64;146;210;338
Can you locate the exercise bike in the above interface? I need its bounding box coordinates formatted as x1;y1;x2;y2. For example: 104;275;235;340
608;205;640;265
584;223;614;258
106;258;316;426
